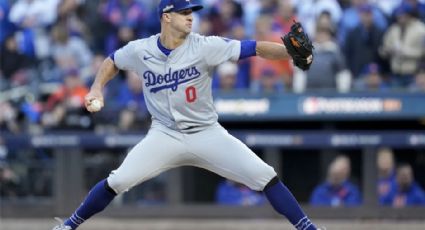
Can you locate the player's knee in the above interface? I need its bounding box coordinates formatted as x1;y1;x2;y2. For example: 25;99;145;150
246;164;277;191
104;179;117;195
107;171;135;194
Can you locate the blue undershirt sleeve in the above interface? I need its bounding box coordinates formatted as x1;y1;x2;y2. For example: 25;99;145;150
239;40;257;60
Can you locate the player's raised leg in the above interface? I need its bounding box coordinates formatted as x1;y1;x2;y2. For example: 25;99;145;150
53;123;187;230
186;124;318;230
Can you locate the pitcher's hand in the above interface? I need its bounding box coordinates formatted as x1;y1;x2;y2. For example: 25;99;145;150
84;88;104;113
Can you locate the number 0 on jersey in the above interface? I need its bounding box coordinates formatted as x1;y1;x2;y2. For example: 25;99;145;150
185;86;197;103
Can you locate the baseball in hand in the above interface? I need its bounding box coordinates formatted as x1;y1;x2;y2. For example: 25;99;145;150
88;99;102;112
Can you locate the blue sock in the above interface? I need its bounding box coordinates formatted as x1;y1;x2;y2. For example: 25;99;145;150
64;179;116;229
264;178;317;230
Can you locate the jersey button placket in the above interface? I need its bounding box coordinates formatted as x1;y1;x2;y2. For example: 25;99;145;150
165;58;177;128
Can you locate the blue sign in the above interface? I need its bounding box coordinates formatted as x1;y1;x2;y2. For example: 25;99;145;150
213;92;425;120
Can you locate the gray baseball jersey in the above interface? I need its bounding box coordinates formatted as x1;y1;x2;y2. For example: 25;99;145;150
114;32;240;132
107;33;276;194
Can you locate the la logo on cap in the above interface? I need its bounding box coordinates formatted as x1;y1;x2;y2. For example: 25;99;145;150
163;4;174;12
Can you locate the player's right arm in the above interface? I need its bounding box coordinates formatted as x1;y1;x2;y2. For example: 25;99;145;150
85;40;140;112
84;57;118;112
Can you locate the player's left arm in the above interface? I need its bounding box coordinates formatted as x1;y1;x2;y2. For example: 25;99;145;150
255;41;290;60
239;40;312;68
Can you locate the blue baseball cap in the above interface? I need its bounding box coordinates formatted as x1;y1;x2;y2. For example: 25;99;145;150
362;63;380;75
358;3;372;13
394;2;416;17
158;0;203;18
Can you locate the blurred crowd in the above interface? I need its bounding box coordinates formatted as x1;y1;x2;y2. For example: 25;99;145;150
1;0;425;135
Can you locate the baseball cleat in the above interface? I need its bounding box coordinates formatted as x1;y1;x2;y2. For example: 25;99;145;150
52;217;72;230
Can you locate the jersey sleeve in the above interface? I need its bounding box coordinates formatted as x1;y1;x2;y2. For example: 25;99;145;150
202;36;241;66
113;40;140;71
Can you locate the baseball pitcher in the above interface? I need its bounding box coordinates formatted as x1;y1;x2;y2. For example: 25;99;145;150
53;0;318;229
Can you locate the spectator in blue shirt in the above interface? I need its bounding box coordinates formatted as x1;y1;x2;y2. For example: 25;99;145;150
116;71;149;131
117;71;146;110
343;4;385;79
310;155;362;207
339;2;388;47
377;147;396;204
381;164;425;207
0;0;15;44
215;179;265;206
